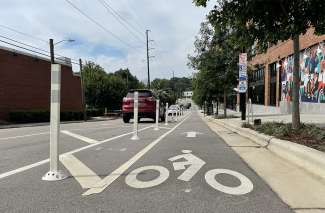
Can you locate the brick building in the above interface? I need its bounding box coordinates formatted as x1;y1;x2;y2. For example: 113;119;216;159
248;28;325;113
0;46;83;121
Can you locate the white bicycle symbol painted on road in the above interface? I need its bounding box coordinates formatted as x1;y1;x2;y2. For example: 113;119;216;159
125;150;254;195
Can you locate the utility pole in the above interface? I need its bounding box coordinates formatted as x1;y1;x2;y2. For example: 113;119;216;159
146;30;150;89
79;59;87;121
49;39;55;64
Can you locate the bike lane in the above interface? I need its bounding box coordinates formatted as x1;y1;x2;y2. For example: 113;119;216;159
81;111;293;213
0;112;293;213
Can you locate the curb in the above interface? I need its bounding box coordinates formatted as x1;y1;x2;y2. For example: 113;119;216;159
208;118;325;180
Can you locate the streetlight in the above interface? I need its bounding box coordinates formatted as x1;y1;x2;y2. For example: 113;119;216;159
49;39;75;64
42;38;75;181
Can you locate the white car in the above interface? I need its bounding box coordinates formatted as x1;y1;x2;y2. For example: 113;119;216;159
168;105;180;116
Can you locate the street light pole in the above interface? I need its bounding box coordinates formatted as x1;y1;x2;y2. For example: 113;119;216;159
146;30;150;89
50;39;55;64
43;38;74;181
79;59;87;122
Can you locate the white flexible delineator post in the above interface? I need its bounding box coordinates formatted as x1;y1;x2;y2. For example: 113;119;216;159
154;99;160;131
165;103;169;125
42;64;67;181
131;91;140;140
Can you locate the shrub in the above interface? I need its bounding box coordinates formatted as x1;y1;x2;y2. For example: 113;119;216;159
9;111;84;123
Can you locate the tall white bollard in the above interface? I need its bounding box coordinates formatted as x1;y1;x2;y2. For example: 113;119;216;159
42;64;67;181
154;99;160;131
165;102;169;125
131;91;139;140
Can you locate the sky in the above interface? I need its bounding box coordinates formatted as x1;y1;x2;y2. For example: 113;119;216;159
0;0;212;81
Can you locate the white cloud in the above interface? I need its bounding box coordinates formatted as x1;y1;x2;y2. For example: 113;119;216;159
0;0;212;81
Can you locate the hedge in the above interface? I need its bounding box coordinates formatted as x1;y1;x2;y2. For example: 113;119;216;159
9;111;83;123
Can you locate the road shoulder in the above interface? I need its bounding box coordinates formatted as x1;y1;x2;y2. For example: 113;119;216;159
202;115;325;213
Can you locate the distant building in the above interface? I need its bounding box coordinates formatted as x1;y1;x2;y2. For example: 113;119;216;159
183;91;193;98
0;46;83;121
246;28;325;114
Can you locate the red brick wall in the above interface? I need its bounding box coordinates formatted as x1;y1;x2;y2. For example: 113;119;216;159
250;28;325;66
248;28;325;106
0;47;82;121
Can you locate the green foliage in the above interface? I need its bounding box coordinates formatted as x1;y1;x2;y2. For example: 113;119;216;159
151;77;192;104
188;20;240;106
82;62;143;110
193;0;325;127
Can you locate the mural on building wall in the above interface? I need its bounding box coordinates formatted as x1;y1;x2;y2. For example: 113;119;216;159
278;42;325;103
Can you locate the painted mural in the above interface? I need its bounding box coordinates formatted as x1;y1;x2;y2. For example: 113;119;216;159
278;42;325;103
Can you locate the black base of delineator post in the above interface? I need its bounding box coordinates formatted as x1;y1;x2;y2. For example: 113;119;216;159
240;93;246;121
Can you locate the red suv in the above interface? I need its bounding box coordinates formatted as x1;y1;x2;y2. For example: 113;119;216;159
122;89;166;123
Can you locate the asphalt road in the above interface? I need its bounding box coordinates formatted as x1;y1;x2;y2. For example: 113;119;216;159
0;110;293;213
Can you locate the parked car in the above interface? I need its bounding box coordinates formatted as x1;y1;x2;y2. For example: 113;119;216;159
185;102;192;109
122;89;166;123
167;105;180;116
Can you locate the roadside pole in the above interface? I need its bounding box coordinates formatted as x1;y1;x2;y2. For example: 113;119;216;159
154;100;159;131
131;91;139;140
165;103;169;125
79;59;87;121
42;63;67;181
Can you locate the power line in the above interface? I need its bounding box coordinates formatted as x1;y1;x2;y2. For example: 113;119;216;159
64;0;134;49
100;0;145;39
0;34;79;62
97;0;145;44
0;39;80;66
119;0;147;32
0;24;47;43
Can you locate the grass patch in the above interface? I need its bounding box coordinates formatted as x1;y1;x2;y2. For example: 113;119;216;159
243;122;325;152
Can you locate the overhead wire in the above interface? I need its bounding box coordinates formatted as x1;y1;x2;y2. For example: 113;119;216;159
0;34;79;62
0;39;80;66
0;24;48;43
118;0;147;32
97;0;145;44
64;0;135;49
100;0;145;39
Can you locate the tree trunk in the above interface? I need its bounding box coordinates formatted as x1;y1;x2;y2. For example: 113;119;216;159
292;34;301;129
224;90;227;118
216;100;219;115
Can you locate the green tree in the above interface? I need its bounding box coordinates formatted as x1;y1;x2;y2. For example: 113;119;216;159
82;62;143;110
188;21;240;117
194;0;325;128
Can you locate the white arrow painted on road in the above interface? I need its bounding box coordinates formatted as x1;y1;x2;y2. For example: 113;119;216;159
184;131;202;138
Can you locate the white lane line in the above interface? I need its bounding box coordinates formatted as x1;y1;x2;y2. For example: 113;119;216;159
61;154;102;189
0;132;49;141
61;130;98;144
82;113;192;196
0;125;132;141
158;126;172;130
0;159;49;179
0;125;153;181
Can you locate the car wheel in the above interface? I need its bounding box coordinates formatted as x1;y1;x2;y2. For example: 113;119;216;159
123;114;130;123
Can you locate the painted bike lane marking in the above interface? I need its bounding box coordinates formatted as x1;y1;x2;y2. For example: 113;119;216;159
82;113;192;196
124;150;254;196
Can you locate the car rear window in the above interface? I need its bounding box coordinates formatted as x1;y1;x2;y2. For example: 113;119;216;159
127;91;153;97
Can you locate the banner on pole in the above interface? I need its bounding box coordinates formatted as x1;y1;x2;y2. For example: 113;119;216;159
238;53;247;93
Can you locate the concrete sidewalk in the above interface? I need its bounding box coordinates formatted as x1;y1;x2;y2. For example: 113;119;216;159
210;108;325;128
203;115;325;213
